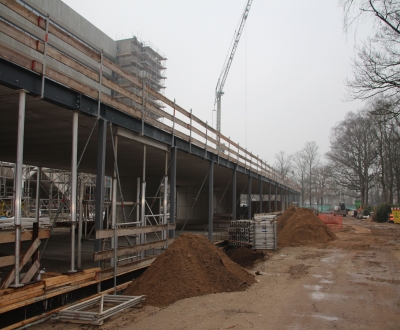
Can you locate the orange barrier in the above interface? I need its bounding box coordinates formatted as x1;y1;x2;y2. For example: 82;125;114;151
318;213;343;232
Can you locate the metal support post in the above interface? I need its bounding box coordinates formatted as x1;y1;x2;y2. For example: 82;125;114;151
136;177;140;245
281;188;284;212
12;90;26;287
268;180;271;213
208;160;214;241
169;147;177;239
232;165;237;220
111;135;118;265
163;152;168;242
259;180;263;214
95;120;107;268
140;146;146;257
35;167;41;223
247;176;252;220
274;184;277;213
69;111;79;273
78;175;84;269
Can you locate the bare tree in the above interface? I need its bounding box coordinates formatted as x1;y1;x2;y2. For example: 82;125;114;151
340;1;400;119
326;111;376;207
303;142;319;206
292;151;307;206
274;151;292;181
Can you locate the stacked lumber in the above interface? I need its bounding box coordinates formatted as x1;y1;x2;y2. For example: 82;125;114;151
0;268;100;314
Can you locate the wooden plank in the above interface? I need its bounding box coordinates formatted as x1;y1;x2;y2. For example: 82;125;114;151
0;255;15;268
21;260;40;284
0;0;39;27
0;41;42;72
96;223;176;239
0;229;49;244
1;238;41;289
94;238;174;261
44;268;99;290
0;19;37;50
96;256;156;281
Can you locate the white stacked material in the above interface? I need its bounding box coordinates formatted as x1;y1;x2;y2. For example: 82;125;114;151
0;217;51;229
228;214;277;250
253;217;277;250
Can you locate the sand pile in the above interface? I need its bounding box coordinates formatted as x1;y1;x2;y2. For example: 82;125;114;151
226;246;267;268
124;234;255;307
278;207;336;247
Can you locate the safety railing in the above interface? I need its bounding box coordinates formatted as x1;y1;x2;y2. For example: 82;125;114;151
0;0;297;191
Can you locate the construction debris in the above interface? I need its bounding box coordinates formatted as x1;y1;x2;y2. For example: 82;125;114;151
278;207;337;247
124;234;255;307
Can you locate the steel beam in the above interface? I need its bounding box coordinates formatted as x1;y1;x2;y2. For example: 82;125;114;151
208;160;214;241
94;119;107;266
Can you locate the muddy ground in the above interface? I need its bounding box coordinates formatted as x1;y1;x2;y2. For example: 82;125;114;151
32;217;400;330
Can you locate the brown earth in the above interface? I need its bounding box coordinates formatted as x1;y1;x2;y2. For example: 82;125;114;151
278;207;337;247
225;246;268;268
30;218;400;330
124;233;255;307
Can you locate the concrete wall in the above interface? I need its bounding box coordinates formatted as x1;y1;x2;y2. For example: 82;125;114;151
23;0;116;58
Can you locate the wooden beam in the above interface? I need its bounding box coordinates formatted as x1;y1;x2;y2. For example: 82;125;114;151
94;239;174;261
1;238;41;289
0;255;15;268
96;223;176;239
95;256;156;281
0;229;49;244
21;260;40;284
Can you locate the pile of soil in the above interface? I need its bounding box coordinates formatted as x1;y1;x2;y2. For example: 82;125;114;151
278;207;336;247
225;246;267;268
124;234;255;307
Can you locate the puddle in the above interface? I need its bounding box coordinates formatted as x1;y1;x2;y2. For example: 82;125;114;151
303;285;323;291
311;292;348;301
320;279;334;284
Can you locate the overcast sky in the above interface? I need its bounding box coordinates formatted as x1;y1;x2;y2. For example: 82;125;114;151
62;0;368;165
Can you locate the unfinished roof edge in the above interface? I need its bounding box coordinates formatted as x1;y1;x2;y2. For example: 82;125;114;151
21;0;117;58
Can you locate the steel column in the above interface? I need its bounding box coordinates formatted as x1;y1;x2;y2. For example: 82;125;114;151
259;180;263;215
208;161;214;241
69;111;78;273
94;119;107;266
163;152;168;242
247;176;252;219
232;165;237;220
35;167;41;223
141;146;147;253
268;180;271;213
169;147;177;239
78;175;84;269
274;184;277;213
111;135;118;264
12;90;26;287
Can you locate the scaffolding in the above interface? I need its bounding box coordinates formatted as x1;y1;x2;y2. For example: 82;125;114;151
114;36;167;117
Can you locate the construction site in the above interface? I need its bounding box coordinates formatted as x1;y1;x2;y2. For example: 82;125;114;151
0;1;399;329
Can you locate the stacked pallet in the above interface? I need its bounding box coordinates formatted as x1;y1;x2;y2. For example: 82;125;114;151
228;214;277;250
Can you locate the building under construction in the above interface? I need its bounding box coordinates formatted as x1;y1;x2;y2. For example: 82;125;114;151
0;0;300;328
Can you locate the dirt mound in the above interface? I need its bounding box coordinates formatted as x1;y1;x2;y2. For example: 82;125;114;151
124;234;255;307
278;208;336;246
225;246;267;268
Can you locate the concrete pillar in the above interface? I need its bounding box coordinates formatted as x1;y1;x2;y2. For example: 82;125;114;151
232;165;237;220
208;160;214;241
247;176;252;219
94;119;107;266
169;147;177;239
